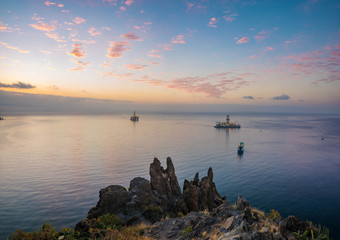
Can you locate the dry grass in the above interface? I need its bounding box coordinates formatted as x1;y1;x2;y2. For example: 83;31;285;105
104;223;154;240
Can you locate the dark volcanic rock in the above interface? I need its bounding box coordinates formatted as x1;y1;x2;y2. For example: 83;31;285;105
183;168;224;212
279;215;310;236
149;157;172;196
81;157;223;228
88;185;128;218
166;157;181;197
183;179;199;212
236;195;249;210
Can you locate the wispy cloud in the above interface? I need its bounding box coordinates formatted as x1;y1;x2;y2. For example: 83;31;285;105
223;12;238;23
272;94;290;100
254;31;270;40
280;46;340;84
73;17;86;24
124;64;147;70
162;43;173;51
68;44;86;58
30;22;56;32
0;21;20;33
302;0;320;13
88;27;101;36
147;53;162;58
133;22;152;33
185;2;194;11
121;32;142;41
70;60;90;72
0;42;30;53
100;71;133;79
236;37;249;44
0;81;36;89
171;35;186;44
45;32;67;42
106;41;130;58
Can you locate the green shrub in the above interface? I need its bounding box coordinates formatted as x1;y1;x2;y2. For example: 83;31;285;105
10;222;60;240
97;213;122;230
181;225;193;236
293;224;331;240
266;209;281;220
143;205;163;223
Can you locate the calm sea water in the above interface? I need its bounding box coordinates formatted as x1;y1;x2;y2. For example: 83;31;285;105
0;113;340;239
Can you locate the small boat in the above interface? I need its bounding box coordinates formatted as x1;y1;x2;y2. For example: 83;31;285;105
214;114;240;128
238;142;244;154
0;116;4;120
130;111;139;121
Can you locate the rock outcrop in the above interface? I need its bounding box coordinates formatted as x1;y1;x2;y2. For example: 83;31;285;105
76;157;223;231
76;157;321;240
145;200;317;240
183;167;224;212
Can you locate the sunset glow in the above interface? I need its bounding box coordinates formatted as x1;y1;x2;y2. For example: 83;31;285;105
0;0;339;110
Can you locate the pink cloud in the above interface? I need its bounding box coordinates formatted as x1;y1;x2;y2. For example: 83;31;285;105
124;64;147;70
223;13;238;22
125;0;134;6
133;22;152;33
266;46;274;51
120;6;126;11
249;55;257;59
0;42;30;53
88;27;101;36
186;2;194;11
166;72;251;97
208;17;217;28
102;27;111;31
68;44;86;58
254;31;270;40
44;1;56;6
30;22;56;32
73;17;86;24
121;32;142;41
162;43;173;51
236;37;249;44
58;3;64;7
70;60;90;72
149;61;160;65
171;35;186;44
107;41;129;58
0;21;18;33
280;47;340;84
147;53;162;58
133;70;254;97
45;32;67;42
101;71;133;78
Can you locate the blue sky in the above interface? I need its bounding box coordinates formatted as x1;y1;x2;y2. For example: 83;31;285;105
0;0;339;112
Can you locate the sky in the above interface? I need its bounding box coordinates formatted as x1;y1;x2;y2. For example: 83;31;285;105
0;0;340;113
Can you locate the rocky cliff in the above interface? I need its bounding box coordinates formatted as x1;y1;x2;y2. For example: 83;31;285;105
75;157;323;240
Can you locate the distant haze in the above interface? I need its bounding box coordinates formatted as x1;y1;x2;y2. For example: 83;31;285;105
1;91;339;115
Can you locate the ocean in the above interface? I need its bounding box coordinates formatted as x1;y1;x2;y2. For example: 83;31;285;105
0;113;339;239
